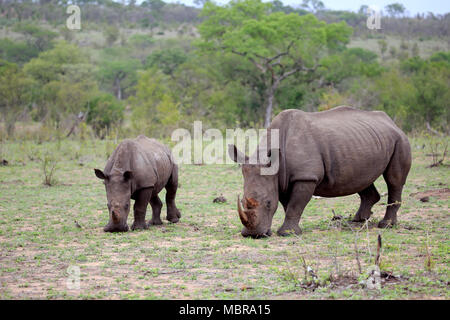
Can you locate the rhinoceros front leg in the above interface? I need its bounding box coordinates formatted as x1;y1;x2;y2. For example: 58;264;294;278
165;164;181;223
148;194;163;226
131;188;152;231
277;182;316;236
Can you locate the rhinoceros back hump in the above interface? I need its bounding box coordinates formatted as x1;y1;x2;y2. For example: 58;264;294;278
104;135;173;195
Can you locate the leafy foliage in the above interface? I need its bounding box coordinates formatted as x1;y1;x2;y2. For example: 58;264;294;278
86;93;124;137
0;0;448;137
0;60;35;135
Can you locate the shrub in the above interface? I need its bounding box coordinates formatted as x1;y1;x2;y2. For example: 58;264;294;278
41;152;58;186
86;93;124;138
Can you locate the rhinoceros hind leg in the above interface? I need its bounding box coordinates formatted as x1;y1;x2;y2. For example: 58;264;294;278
378;184;402;228
148;193;163;226
165;164;181;223
379;142;411;228
353;183;380;222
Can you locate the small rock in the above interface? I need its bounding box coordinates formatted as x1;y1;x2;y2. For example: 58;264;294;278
420;196;429;202
74;220;82;229
240;285;253;291
362;266;381;290
213;195;227;204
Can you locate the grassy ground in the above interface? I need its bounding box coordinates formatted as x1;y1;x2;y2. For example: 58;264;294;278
348;36;449;59
0;136;448;299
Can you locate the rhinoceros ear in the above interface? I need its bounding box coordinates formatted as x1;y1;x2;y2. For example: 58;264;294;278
123;171;133;181
228;144;249;164
94;169;108;180
263;148;279;167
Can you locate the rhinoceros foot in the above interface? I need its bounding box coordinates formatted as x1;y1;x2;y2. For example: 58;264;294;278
148;218;163;226
378;219;396;228
131;221;148;231
277;224;302;237
352;210;373;222
167;208;181;223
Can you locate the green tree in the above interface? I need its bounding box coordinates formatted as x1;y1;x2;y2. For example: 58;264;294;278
411;43;419;57
24;41;86;84
145;0;166;11
86;93;124;137
13;23;58;52
129;34;154;49
98;59;141;100
373;69;417;130
130;68;170;134
385;3;406;17
198;0;352;127
0;39;40;65
103;25;120;46
146;48;187;76
301;0;325;13
320;47;382;84
408;56;450;129
0;60;34;136
24;41;97;127
378;39;388;58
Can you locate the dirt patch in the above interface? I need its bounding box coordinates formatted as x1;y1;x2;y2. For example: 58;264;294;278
410;188;450;201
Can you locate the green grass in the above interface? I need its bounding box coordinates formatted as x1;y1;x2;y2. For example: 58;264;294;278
0;136;448;299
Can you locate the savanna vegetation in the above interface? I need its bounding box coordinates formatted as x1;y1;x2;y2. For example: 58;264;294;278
0;0;449;300
0;0;449;138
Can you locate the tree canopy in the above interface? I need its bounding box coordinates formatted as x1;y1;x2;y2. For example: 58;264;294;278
198;0;352;126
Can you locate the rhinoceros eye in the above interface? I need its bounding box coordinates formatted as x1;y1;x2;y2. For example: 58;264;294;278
124;203;129;210
266;201;271;209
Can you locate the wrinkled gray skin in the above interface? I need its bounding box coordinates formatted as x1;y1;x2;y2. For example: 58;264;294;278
94;135;181;232
229;106;412;238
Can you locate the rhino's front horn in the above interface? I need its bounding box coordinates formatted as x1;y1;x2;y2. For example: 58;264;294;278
237;195;249;226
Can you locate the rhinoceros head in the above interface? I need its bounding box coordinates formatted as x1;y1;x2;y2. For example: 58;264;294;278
94;169;132;232
228;144;279;238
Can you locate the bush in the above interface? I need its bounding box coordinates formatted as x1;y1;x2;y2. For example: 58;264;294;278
41;151;58;186
86;93;124;138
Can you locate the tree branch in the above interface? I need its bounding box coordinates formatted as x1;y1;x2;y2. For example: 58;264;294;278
231;49;266;73
267;41;295;64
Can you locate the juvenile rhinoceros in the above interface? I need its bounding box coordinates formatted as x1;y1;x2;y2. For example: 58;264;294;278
94;135;181;232
229;106;411;238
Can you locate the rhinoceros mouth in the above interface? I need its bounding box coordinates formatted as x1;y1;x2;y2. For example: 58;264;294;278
103;223;129;233
241;227;272;238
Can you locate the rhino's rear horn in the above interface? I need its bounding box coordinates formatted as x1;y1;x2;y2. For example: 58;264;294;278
111;210;120;223
245;197;258;209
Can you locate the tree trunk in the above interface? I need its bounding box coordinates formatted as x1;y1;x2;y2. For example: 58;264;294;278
5;110;18;138
115;77;122;100
264;87;275;128
6;121;15;138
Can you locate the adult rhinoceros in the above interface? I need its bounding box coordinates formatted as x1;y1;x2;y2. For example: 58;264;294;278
228;106;411;238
